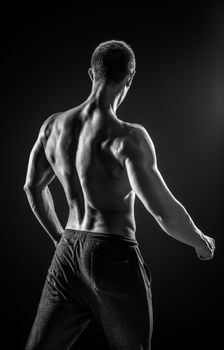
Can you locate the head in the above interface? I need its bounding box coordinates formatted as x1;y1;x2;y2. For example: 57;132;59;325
89;40;136;95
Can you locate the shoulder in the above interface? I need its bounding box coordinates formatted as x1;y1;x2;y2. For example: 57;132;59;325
113;121;156;166
122;122;155;157
38;112;62;141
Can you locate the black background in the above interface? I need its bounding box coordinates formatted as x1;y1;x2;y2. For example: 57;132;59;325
2;2;223;349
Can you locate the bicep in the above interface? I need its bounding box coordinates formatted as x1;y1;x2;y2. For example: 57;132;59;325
24;137;55;190
126;158;178;220
124;127;179;221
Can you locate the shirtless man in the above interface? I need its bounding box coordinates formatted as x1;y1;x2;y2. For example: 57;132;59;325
24;40;215;350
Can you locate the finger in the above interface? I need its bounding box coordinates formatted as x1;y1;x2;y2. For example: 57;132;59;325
208;238;216;250
197;252;212;260
197;253;206;260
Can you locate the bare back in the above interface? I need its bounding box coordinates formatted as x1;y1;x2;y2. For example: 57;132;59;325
42;104;136;238
24;99;215;259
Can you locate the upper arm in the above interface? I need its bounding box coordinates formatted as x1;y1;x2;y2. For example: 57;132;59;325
122;125;179;221
24;131;55;191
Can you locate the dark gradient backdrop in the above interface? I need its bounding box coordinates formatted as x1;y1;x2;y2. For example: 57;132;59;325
2;2;223;350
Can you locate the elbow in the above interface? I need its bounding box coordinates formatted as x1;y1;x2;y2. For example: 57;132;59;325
153;210;176;230
23;181;34;192
151;206;171;225
23;185;33;199
154;214;178;235
23;183;36;194
23;184;30;193
155;213;170;228
23;183;45;194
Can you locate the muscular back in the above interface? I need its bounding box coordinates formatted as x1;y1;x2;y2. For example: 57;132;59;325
42;105;136;237
24;98;215;258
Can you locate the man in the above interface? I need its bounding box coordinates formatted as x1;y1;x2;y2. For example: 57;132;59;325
24;40;215;350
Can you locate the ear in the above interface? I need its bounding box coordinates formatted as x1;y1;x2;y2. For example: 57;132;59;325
126;71;136;88
88;68;93;82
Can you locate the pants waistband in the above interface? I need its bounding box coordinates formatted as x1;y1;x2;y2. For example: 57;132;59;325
63;229;139;247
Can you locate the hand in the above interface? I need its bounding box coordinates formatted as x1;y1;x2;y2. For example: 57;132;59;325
53;234;62;248
195;235;215;260
53;240;59;248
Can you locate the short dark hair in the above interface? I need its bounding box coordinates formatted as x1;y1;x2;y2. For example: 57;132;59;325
91;40;136;84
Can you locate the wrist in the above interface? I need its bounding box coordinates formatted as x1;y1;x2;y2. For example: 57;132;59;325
53;232;62;246
53;238;60;247
194;230;206;249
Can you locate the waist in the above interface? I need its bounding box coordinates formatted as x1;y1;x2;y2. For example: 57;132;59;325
63;228;138;247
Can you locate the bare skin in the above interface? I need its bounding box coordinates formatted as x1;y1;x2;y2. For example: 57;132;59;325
24;69;215;260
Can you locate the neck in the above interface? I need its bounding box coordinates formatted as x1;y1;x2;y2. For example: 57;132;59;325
85;81;125;114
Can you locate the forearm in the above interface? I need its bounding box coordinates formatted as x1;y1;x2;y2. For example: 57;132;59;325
24;186;64;244
156;202;205;248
